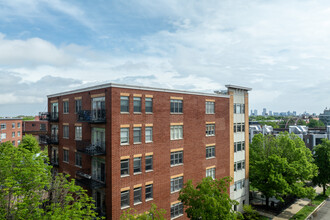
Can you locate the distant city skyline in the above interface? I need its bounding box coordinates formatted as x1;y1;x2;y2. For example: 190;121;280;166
250;107;318;116
2;1;330;116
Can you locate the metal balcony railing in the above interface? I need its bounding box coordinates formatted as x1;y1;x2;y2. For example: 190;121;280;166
77;110;106;123
47;135;59;145
76;141;106;156
39;112;59;122
39;135;48;144
75;169;106;189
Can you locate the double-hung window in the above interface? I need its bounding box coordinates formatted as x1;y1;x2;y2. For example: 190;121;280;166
171;203;183;219
145;127;153;143
145;98;153;113
145;184;153;200
170;125;183;140
171;151;183;166
170;99;183;113
63;101;69;113
206;146;215;158
133;127;141;143
17;123;20;128
120;128;129;145
17;131;21;137
75;99;82;113
206;124;215;136
121;159;129;176
134;187;142;204
75;152;82;167
145;155;153;171
133;97;141;113
206;167;215;179
133;157;141;174
205;101;215;114
1;123;6;130
121;190;130;208
12;132;15;138
75;126;82;140
63;149;69;163
171;176;183;192
63;125;69;139
12;123;15;129
120;96;129;113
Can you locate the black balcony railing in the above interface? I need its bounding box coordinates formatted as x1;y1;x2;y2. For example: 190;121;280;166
50;160;59;167
47;135;59;145
77;110;106;123
39;112;59;122
75;169;106;189
76;140;106;156
39;135;48;145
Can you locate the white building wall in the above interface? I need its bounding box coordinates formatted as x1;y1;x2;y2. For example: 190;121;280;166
230;88;249;212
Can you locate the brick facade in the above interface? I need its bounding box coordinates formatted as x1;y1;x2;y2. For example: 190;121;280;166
0;118;23;146
44;83;250;219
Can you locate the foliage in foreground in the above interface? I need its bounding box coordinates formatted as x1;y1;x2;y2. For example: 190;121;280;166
0;135;100;219
120;203;166;220
312;139;330;195
242;205;262;220
179;177;241;220
250;133;318;206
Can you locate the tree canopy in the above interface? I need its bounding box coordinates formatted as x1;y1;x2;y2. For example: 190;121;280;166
120;203;166;220
178;177;240;220
250;132;318;206
0;136;100;219
312;139;330;195
307;119;325;128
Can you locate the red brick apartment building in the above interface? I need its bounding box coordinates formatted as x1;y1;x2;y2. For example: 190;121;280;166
22;116;48;149
0;118;23;146
40;83;251;219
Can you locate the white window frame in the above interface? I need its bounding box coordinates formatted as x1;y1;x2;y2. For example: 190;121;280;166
206;124;215;136
120;128;129;145
206;167;215;179
205;101;215;114
145;126;153;143
170;125;183;140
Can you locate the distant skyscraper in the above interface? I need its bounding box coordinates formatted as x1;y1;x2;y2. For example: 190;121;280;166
293;111;296;116
262;108;266;116
254;109;258;116
269;111;273;116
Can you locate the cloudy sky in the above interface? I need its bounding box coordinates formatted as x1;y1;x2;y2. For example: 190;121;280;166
1;0;330;116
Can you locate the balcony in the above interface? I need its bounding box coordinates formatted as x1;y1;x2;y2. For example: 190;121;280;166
77;110;106;123
75;169;105;189
39;135;48;145
76;140;106;156
47;135;59;145
50;160;59;167
39;112;59;122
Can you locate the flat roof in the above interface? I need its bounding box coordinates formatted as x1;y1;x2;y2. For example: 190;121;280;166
48;83;231;98
225;84;252;91
0;118;23;121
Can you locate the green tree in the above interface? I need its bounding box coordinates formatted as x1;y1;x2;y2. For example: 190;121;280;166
242;205;261;220
178;177;240;220
0;136;100;219
19;134;41;153
312;139;330;195
120;203;166;220
307;119;325;128
250;133;318;207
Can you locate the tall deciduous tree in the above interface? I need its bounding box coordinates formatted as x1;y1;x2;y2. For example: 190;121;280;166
312;139;330;195
250;133;318;206
178;177;240;220
0;136;100;219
